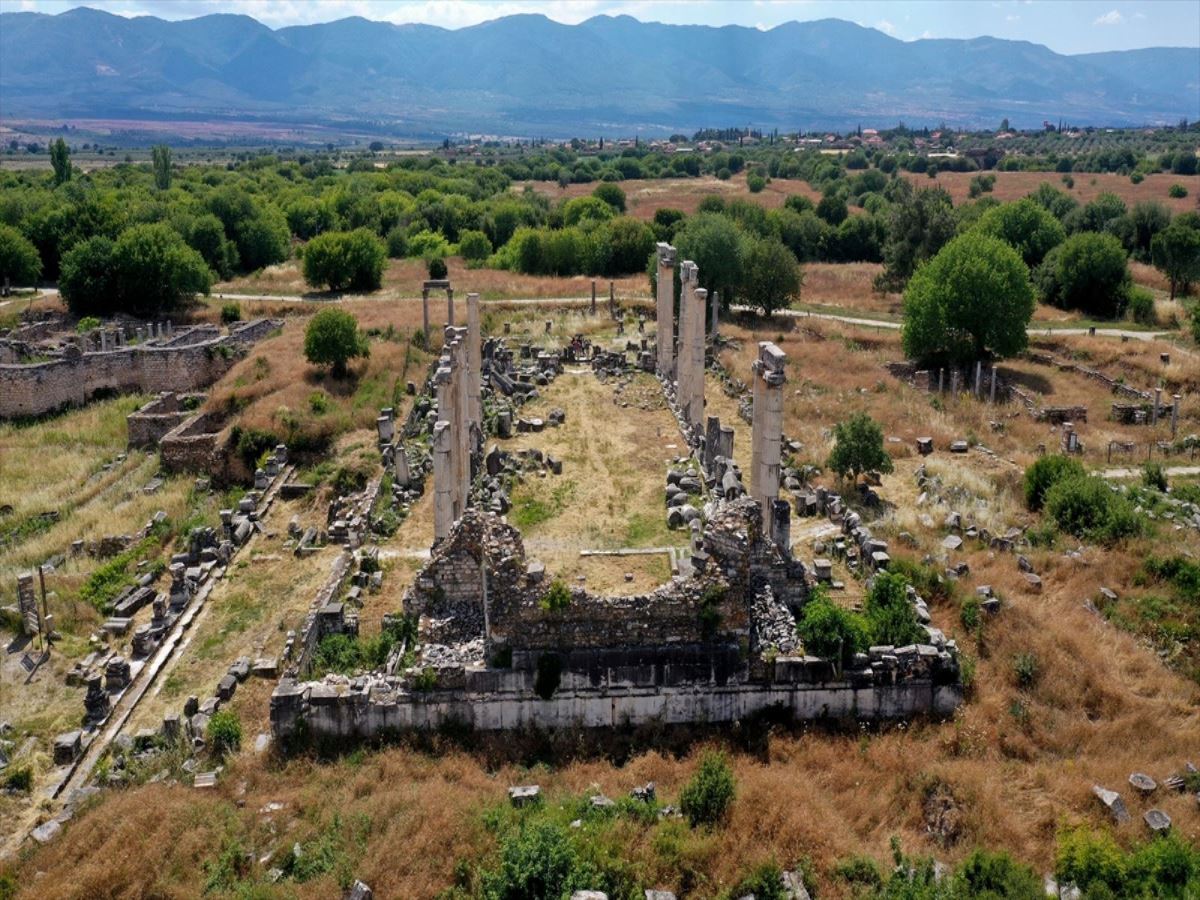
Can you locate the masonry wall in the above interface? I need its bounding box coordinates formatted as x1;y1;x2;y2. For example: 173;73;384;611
159;411;227;475
0;319;281;419
126;393;201;448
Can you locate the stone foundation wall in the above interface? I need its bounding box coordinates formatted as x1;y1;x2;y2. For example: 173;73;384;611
159;411;227;475
271;673;962;737
0;319;282;419
126;392;203;448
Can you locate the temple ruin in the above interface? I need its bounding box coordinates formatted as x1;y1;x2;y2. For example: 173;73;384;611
269;270;963;743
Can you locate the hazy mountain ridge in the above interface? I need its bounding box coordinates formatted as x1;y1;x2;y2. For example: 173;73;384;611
1;7;1196;136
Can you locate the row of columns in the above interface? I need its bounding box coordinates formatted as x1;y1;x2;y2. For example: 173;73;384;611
431;293;482;542
676;260;707;431
655;243;676;378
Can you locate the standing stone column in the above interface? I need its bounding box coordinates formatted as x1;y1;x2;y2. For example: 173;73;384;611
750;342;787;538
447;288;455;327
1171;394;1181;438
434;358;457;520
591;280;597;316
655;243;676;379
432;421;454;542
466;292;482;433
709;290;719;343
447;327;470;516
687;288;707;429
421;288;430;344
1153;388;1162;427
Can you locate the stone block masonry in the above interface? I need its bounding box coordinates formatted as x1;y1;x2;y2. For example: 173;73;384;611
0;318;282;419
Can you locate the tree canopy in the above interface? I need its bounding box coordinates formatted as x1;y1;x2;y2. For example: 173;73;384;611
901;231;1034;365
303;307;369;377
1150;220;1200;300
301;228;386;292
973;197;1065;268
0;224;43;289
827;411;893;483
1035;231;1131;318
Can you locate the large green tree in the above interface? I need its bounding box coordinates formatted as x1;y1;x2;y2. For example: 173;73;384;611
151;144;172;191
301;228;386;292
740;236;802;315
60;225;210;317
0;224;42;292
1035;232;1131;318
902;231;1034;365
1150;221;1200;300
974;198;1065;268
671;212;745;309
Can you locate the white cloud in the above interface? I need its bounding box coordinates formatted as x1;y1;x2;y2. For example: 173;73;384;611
875;18;895;35
1006;14;1020;22
920;29;933;39
1093;9;1123;26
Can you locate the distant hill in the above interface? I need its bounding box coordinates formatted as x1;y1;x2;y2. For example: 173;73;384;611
1;7;1196;137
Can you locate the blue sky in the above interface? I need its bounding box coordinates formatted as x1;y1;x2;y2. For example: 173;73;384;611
3;0;1198;54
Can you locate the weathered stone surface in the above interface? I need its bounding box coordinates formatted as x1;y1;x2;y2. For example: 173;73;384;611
1143;809;1171;833
1129;772;1157;795
1092;784;1131;823
509;785;541;807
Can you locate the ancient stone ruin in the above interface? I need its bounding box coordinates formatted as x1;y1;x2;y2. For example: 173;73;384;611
270;279;963;744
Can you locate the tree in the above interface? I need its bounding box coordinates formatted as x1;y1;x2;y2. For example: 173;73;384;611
562;195;614;227
184;214;238;280
740;237;801;315
592;182;626;213
111;224;212;316
902;232;1034;365
672;212;745;308
974;198;1065;268
877;186;956;289
304;307;368;377
679;751;735;828
151;144;172;191
0;224;42;292
864;571;923;647
1150;221;1200;300
58;236;117;315
595;216;654;276
458;228;492;265
1065;192;1126;235
301;228;386;292
816;193;848;225
746;172;767;193
49;138;71;186
1026;182;1077;221
828;412;893;483
1035;232;1130;318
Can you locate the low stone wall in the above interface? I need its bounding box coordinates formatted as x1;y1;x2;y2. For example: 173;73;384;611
0;318;282;419
126;392;203;449
159;411;227;475
271;672;962;737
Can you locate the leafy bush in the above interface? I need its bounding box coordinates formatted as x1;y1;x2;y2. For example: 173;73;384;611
458;229;492;265
1126;285;1157;325
206;710;242;757
1168;183;1188;199
220;302;241;324
1012;652;1039;688
427;256;448;279
384;226;408;259
1023;454;1085;511
1143;461;1168;492
952;849;1041;898
827;412;893;483
727;861;786;900
3;765;32;793
679;751;735;828
834;854;883;887
864;571;923;647
480;820;597;900
304;307;369;377
1057;826;1200;897
1035;231;1131;319
797;586;870;666
1044;475;1141;544
746;173;767;193
0;223;43;287
539;579;571;612
974;197;1065;268
592;182;626;213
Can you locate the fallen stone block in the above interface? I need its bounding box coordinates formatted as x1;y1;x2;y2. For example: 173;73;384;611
508;785;541;807
1092;784;1130;824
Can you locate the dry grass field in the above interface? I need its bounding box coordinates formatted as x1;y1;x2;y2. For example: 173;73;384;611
3;300;1199;897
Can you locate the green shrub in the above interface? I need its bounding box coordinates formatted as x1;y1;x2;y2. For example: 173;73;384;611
747;173;767;193
385;226;408;259
960;595;982;631
864;571;924;647
1131;172;1145;185
727;861;786;900
1012;651;1039;688
1126;286;1157;325
1023;454;1085;511
834;854;883;887
679;751;735;828
301;228;386;292
207;710;242;757
219;301;241;324
953;848;1041;898
427;256;448;280
539;579;572;612
1143;461;1168;492
1168;183;1188;199
4;765;33;793
1044;475;1141;544
75;315;101;332
458;229;492;265
797;586;870;665
480;820;596;900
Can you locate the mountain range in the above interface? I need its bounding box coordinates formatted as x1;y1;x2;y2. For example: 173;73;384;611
1;7;1197;139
